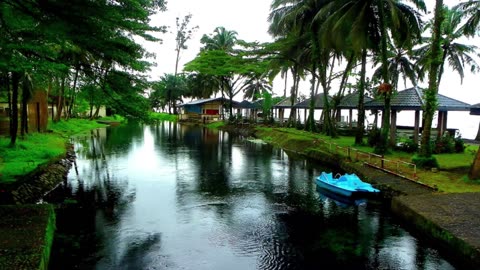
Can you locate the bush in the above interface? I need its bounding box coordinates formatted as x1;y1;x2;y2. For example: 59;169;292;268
367;128;381;147
412;155;439;169
295;120;304;130
394;139;418;153
432;133;465;154
454;136;466;153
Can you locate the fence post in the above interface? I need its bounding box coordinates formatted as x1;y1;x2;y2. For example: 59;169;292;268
347;147;351;159
381;155;384;168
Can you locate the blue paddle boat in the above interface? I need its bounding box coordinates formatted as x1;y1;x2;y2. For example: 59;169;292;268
316;172;380;197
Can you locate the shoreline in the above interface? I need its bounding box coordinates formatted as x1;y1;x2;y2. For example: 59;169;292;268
247;125;480;268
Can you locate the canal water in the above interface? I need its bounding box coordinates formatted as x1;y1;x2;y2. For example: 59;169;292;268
47;122;458;270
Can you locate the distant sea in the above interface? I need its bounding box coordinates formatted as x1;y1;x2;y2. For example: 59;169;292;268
393;111;478;140
281;109;479;140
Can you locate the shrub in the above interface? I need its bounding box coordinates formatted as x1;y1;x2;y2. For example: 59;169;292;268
432;133;465;154
295;120;304;130
412;155;439;168
367;128;381;147
394;139;418;153
454;136;466;153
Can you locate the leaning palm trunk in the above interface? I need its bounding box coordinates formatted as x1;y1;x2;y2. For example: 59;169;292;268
420;0;444;157
375;0;392;154
355;49;368;144
306;65;317;132
287;68;300;127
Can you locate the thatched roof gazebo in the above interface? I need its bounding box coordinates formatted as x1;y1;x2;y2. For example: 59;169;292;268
365;87;471;144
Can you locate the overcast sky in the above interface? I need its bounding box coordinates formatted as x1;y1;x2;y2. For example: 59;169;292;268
145;0;480;104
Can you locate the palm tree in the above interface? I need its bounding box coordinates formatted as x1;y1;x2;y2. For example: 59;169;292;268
419;0;444;158
372;42;420;145
416;5;479;156
320;0;425;150
455;0;480;37
243;76;272;100
416;7;480;89
268;0;338;133
200;27;238;52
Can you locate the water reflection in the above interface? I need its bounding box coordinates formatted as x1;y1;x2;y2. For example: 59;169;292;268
47;123;457;270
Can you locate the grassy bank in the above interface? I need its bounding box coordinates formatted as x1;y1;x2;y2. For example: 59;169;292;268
254;126;480;193
0;119;106;183
149;112;178;122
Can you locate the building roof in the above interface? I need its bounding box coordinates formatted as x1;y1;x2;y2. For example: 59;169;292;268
179;97;239;107
337;92;374;109
470;103;480;115
234;100;262;109
364;87;471;111
294;93;332;109
273;96;295;108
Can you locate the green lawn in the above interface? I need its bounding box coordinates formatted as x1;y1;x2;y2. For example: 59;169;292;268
0;119;106;183
255;126;480;193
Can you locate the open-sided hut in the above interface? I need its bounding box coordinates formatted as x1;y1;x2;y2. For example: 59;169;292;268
365;87;471;145
336;92;374;128
293;93;332;124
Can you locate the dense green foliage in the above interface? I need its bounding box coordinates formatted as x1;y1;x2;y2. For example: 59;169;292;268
0;0;167;145
148;112;178;122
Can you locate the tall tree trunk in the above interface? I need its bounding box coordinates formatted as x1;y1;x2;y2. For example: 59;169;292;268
93;105;100;118
9;72;20;146
376;0;392;154
20;99;27;137
6;74;13;136
475;122;480;141
420;0;444;157
67;68;80;120
55;76;66;122
355;49;367;144
306;65;317;132
287;66;299;126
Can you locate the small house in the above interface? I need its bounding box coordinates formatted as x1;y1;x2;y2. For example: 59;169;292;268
178;97;238;123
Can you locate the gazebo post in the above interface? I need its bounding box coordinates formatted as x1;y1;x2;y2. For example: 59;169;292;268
414;110;420;144
443;111;448;135
349;109;353;128
389;109;397;146
279;108;284;125
437;111;447;137
304;108;307;124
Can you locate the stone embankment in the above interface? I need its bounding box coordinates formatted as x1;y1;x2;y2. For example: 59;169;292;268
1;144;75;204
0;144;74;270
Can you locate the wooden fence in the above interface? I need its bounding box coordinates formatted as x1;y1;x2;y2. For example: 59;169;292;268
314;138;421;183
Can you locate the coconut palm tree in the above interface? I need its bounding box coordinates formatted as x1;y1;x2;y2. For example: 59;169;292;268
320;0;425;151
243;76;272;100
269;0;340;134
416;7;479;89
418;0;444;158
372;43;420;146
200;27;238;52
455;0;480;37
415;5;479;157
